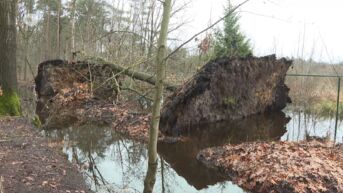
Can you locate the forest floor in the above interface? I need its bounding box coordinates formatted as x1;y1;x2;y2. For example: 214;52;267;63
0;117;92;193
197;140;343;193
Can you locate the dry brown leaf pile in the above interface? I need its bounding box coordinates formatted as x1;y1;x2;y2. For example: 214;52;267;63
197;141;343;193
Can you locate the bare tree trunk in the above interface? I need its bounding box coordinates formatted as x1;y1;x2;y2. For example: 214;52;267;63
45;7;51;60
24;1;32;80
24;38;28;80
0;0;20;116
57;0;61;58
143;161;157;193
147;0;156;59
0;0;17;91
144;0;172;192
70;0;77;60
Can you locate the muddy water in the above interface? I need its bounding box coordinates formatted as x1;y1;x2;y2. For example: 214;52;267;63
41;110;343;193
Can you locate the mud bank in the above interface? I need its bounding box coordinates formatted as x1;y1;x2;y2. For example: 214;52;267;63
0;117;92;193
160;55;292;135
197;141;343;193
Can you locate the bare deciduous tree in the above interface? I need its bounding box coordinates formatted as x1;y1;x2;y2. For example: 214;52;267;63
144;0;172;192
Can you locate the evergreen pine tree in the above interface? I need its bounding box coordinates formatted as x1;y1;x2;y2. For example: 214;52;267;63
213;1;252;58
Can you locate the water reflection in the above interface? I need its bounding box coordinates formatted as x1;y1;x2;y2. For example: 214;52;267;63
19;83;343;192
283;110;343;143
43;112;290;193
158;111;289;189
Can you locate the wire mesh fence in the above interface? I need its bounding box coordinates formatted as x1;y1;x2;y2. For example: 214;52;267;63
285;73;343;143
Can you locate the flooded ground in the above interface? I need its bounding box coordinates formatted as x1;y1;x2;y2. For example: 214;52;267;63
44;126;245;193
283;110;343;143
17;84;343;193
41;110;343;193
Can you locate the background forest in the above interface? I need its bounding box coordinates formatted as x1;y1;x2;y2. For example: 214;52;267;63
11;0;343;118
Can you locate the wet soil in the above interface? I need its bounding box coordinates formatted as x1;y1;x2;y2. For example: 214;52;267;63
0;117;92;193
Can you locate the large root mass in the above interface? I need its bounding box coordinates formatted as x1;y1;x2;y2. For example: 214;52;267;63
160;55;292;135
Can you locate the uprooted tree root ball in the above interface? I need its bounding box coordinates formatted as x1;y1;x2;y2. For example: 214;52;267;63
160;55;292;135
34;60;175;143
197;141;343;193
35;60;123;127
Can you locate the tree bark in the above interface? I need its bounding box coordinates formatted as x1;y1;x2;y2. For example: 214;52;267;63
45;7;51;60
70;0;77;60
0;0;20;116
57;0;61;58
144;0;172;192
101;61;177;91
147;0;155;59
143;162;158;193
0;0;17;91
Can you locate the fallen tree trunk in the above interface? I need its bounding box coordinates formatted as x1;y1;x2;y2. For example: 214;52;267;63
98;61;177;91
160;55;292;135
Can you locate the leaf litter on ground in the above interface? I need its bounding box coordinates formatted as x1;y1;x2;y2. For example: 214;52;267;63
197;140;343;193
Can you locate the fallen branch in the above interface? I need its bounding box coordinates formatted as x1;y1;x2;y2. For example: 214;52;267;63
120;87;153;102
100;61;178;92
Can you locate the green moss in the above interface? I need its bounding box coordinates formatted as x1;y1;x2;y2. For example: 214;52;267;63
0;90;21;116
223;96;236;106
31;115;42;128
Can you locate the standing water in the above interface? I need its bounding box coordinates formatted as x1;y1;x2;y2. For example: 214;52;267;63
283;110;343;142
19;84;343;193
42;109;343;193
42;112;288;193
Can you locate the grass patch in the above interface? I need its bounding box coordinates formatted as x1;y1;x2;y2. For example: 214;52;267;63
310;100;343;119
0;90;21;116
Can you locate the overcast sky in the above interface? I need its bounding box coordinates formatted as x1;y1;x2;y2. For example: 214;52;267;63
171;0;343;63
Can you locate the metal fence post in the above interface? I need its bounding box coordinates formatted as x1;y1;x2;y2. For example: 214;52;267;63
334;77;341;144
287;73;343;144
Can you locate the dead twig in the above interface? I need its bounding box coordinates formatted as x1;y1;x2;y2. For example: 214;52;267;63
120;87;153;102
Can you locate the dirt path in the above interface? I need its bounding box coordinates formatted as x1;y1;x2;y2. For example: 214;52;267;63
0;117;92;193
